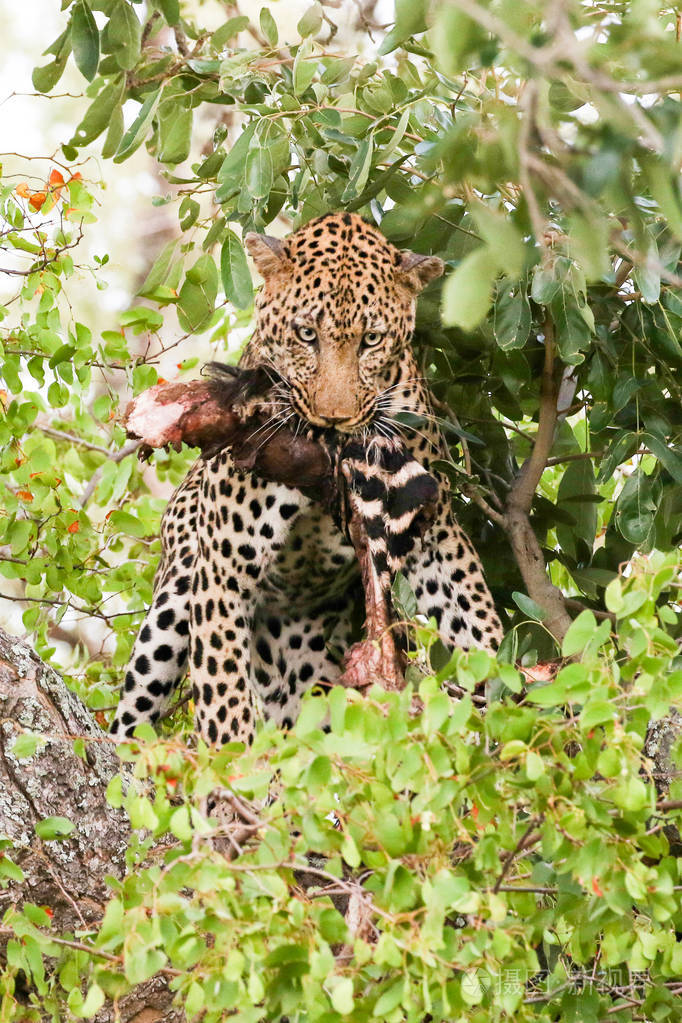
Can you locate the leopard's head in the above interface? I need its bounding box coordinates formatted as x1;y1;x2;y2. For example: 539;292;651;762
244;212;443;433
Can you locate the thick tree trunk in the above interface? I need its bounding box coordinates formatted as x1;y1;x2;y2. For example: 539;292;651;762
0;629;181;1022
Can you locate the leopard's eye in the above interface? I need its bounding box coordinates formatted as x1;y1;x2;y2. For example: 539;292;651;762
296;324;317;344
363;330;383;347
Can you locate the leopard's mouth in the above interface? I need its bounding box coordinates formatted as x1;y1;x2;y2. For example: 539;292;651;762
291;399;373;435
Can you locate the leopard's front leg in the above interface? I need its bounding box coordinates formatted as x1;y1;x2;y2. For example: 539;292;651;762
112;463;202;739
190;451;311;747
404;495;503;653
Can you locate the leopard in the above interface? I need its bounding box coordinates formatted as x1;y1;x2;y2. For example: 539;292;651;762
111;212;503;747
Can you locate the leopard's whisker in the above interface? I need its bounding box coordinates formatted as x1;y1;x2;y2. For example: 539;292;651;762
373;418;398;441
376;396;439;419
250;413;296;456
376;405;439;433
243;413;284;442
380;413;440;452
257;353;292;388
376;375;427;395
244;407;294;445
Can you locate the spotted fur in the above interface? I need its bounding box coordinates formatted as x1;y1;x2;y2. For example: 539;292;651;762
111;213;503;745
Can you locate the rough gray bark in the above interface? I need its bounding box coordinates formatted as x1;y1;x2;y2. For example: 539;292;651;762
646;709;682;856
0;628;181;1023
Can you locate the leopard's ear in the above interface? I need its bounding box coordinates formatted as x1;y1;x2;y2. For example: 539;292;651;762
398;250;445;292
244;233;291;278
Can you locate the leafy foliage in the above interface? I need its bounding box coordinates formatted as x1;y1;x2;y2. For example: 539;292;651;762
1;0;682;1018
3;560;682;1020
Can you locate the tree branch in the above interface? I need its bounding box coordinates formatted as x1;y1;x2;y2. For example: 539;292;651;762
504;318;573;643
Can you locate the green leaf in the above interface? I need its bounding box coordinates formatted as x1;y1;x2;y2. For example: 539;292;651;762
531;257;570;304
568;212;610;282
138;238;176;297
245;142;274;201
331;977;354;1015
35;816;75;841
158;101;193;165
461;970;483;1006
49;344;76;369
596;432;639;484
10;733;45;760
169;806;193;842
549;80;587;112
106;774;124;808
70;983;105;1019
298;4;323;37
321;56;356;86
430;6;480;75
9;520;33;557
71;1;99;82
124;945;167;985
562;609;598;657
493;280;531;350
159;0;180;26
211;16;250;48
260;7;279;46
294;695;326;735
69;76;125;148
102;102;125;159
633;235;661;304
0;856;24;883
108;0;142;71
612;775;649;814
392;572;418;619
177;255;218;333
614;469;658;545
373;979;404;1016
341;137;374;202
550;286;594;366
640;431;682;484
22;904;52;927
179;197;200;231
432;869;479;912
32;52;69;94
114;88;161;163
380;0;427;54
556;458;597;560
526;663;591;706
581;699;617;730
294;59;318;96
293;38;317;96
441;247;498;331
526;750;545;780
497;663;523;693
511;591;546;621
644;156;682;241
341;832;360;868
220;231;253;310
215;122;257;202
127;793;158;830
472;204;525;277
108;510;152;538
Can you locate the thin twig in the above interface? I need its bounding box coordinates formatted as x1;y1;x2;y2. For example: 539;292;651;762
79;441;141;508
493;821;542;893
